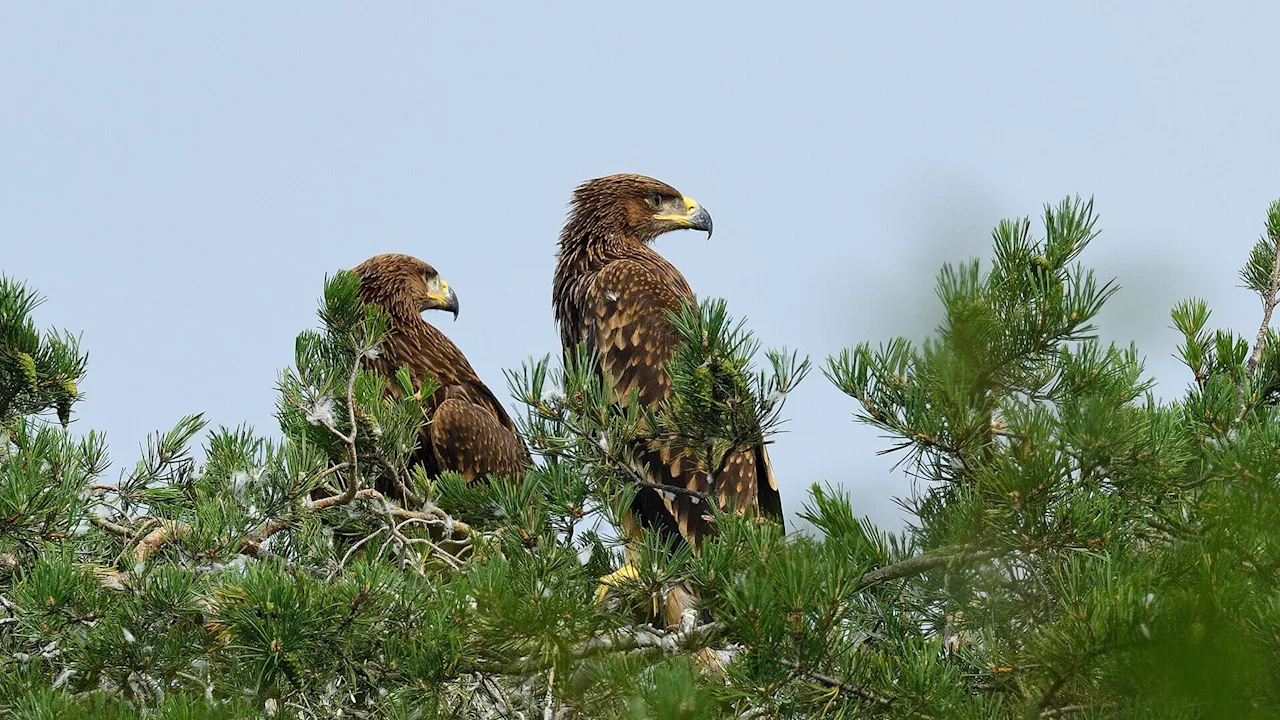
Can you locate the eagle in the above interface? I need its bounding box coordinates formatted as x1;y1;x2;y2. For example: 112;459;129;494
552;174;784;606
353;253;528;494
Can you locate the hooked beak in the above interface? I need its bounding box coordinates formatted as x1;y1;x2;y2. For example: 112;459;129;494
686;201;713;239
655;196;714;239
427;281;460;321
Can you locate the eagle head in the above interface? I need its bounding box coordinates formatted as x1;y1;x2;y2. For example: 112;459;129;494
568;174;713;244
353;253;460;321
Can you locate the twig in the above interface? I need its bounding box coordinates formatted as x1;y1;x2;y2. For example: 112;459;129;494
541;406;716;506
100;486;471;564
340;359;362;503
497;621;724;674
89;516;133;539
1247;228;1280;375
633;480;714;505
857;546;1002;587
335;527;386;576
542;667;555;720
378;515;457;573
777;658;892;708
360;450;425;508
393;517;463;570
476;673;521;719
1040;705;1091;718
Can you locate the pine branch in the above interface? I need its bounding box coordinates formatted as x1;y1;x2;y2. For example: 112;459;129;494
496;622;725;674
339;358;362;502
858;545;1002;586
571;620;723;660
777;658;893;709
539;403;716;506
87;516;133;539
1040;705;1092;718
1035;644;1117;713
475;673;520;720
360;450;424;507
1246;226;1280;375
92;486;471;566
633;480;714;505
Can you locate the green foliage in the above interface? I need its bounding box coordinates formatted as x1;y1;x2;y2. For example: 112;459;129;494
5;197;1280;718
822;195;1280;718
0;276;87;428
659;298;810;476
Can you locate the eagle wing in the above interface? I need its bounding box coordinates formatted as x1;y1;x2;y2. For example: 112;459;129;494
428;384;529;484
584;260;688;408
372;329;528;489
582;259;781;547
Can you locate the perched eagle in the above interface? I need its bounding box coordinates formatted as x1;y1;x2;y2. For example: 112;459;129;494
353;253;528;492
552;174;784;558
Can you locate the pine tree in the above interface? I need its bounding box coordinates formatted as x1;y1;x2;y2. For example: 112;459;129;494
2;197;1280;719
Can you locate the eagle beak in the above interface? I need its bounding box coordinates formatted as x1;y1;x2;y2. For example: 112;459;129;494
428;281;460;321
685;201;713;239
656;196;713;238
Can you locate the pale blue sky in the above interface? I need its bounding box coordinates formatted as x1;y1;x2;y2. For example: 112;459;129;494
4;3;1279;528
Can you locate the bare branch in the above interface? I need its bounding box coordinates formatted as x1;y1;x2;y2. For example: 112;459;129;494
476;673;521;720
98;484;471;566
339;358;362;503
542;667;556;720
572;620;723;659
89;516;133;539
133;520;188;563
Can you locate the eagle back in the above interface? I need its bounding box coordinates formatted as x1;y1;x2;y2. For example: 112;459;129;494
371;315;517;434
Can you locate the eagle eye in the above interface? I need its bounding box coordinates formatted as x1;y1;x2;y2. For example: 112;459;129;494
647;192;663;209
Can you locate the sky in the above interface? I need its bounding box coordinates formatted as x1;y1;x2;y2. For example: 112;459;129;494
4;3;1279;530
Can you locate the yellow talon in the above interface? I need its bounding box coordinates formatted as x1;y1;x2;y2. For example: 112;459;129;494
594;563;640;603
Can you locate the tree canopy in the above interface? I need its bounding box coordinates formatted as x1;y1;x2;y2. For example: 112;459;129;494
3;197;1280;719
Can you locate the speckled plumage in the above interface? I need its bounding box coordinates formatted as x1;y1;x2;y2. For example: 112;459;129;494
552;174;783;550
354;254;528;493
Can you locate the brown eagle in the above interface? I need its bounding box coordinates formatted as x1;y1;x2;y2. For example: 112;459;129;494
354;253;528;491
552;174;784;563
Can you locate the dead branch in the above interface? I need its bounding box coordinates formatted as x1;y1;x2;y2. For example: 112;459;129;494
476;673;522;719
95;485;471;566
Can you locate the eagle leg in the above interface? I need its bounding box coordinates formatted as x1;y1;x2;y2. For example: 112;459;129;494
593;562;641;604
594;562;698;629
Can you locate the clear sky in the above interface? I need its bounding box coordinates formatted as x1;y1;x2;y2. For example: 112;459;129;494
4;3;1279;529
